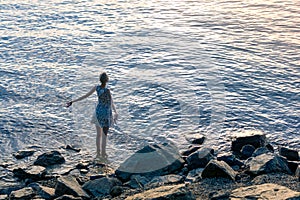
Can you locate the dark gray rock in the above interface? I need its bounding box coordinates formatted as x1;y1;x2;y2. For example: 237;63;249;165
186;148;214;170
110;186;125;197
287;161;299;174
54;195;82;200
201;160;236;181
82;177;121;197
240;144;255;159
252;147;270;157
115;143;184;182
181;145;201;157
9;187;35;200
145;174;183;189
0;180;24;195
231;130;267;152
185;132;206;145
34;151;65;167
55;175;89;199
13;150;35;159
65;145;81;152
247;153;292;175
296;165;300;181
266;143;274;152
217;153;244;167
279;146;299;161
29;183;55;200
186;168;204;183
13;166;46;181
124;175;150;189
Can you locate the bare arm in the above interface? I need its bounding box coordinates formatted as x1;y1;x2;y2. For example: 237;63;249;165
66;86;96;107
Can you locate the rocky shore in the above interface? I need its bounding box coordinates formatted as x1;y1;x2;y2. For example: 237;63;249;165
0;130;299;200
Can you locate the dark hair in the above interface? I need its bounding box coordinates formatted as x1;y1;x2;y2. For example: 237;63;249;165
100;72;109;83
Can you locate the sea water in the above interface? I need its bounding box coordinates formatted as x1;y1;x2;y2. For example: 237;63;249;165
0;0;299;167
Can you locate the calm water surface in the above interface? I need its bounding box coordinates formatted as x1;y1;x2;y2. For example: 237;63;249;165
0;0;299;167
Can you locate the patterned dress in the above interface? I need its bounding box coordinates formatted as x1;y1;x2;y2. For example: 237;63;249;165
91;85;113;128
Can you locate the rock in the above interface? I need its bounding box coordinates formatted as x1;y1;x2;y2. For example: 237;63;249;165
231;130;267;152
217;153;244;167
279;146;299;161
125;184;195;200
181;146;201;157
201;160;236;181
13;165;46;181
34;151;65;167
29;183;55;200
296;165;300;181
9;187;35;200
0;195;7;200
145;174;183;189
266;143;274;152
115;143;184;182
82;177;121;197
287;161;299;174
13;150;35;159
230;183;300;200
186;148;214;170
186;168;204;183
184;132;206;145
110;186;125;197
54;195;82;200
252;147;270;157
55;175;89;199
65;145;81;153
210;191;230;200
240;144;255;159
0;180;24;195
247;153;291;175
124;175;150;189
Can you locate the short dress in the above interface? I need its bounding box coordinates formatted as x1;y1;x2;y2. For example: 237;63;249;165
91;85;113;128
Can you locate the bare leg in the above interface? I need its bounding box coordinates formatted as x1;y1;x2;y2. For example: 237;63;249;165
96;125;102;157
101;127;109;157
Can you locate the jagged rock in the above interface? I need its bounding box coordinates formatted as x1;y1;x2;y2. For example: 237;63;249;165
55;175;89;199
13;166;46;181
279;146;299;161
266;143;274;152
181;146;201;157
34;151;65;167
231;130;267;152
240;144;255;159
115;143;184;182
13;150;35;159
54;195;82;200
186;148;214;170
29;183;55;200
9;187;35;200
145;174;183;189
217;153;244;167
0;180;24;195
296;165;300;181
201;160;236;181
184;132;206;145
287;161;299;174
125;184;196;200
247;153;291;175
252;147;270;157
110;186;125;197
186;168;204;183
65;145;81;153
124;175;150;189
230;183;300;200
82;177;121;197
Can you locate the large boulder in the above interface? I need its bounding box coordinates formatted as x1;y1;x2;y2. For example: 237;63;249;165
230;183;300;200
231;130;267;152
125;184;195;200
34;151;65;167
9;187;35;200
247;153;291;175
55;175;89;199
115;143;184;182
201;160;236;181
186;148;214;170
13;165;46;181
279;146;299;161
82;177;121;197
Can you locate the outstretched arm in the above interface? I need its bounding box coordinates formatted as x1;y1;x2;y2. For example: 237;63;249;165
66;86;96;107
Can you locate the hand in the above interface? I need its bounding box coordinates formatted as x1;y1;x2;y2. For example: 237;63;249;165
66;101;72;107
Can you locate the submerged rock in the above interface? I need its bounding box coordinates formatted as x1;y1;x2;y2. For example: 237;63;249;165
55;175;89;199
184;132;206;145
125;184;195;200
231;130;267;152
201;160;236;181
279;146;299;161
186;148;214;170
34;151;65;167
9;187;35;200
82;177;121;197
247;153;291;175
13;150;35;159
230;183;300;200
115;143;184;182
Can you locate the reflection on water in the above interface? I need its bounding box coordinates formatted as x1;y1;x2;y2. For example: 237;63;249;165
0;0;299;167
